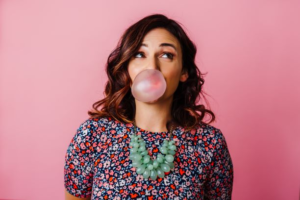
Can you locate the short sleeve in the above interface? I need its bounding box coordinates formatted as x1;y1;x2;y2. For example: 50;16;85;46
204;128;234;200
64;119;96;198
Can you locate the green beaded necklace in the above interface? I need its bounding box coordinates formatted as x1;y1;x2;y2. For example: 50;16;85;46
129;120;177;180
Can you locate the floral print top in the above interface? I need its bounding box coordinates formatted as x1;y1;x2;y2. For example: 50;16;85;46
64;116;234;200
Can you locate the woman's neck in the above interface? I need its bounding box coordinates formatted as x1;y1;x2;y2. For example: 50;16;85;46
134;97;173;133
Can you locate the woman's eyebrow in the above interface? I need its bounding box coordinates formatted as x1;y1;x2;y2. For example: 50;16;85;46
141;43;177;53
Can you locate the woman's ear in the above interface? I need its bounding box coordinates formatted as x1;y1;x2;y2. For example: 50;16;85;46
179;69;189;82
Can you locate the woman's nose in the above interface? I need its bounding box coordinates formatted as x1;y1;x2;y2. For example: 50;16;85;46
146;56;160;70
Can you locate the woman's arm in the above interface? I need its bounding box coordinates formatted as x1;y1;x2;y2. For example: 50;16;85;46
64;119;98;199
65;189;91;200
204;128;234;200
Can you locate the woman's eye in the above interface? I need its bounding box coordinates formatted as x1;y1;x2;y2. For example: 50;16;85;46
134;52;144;58
162;52;174;59
133;52;174;59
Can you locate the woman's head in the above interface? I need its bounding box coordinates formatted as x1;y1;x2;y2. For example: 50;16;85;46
127;27;188;104
88;14;215;131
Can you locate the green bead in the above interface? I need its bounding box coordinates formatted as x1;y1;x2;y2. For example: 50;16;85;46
157;154;164;158
157;156;164;163
168;145;176;151
148;159;153;165
169;140;175;145
153;160;159;168
138;139;144;143
130;147;138;153
162;142;168;147
168;162;174;169
150;170;158;180
137;135;141;138
143;169;150;179
140;158;144;163
143;155;150;164
136;165;146;175
161;164;171;172
133;142;139;148
140;150;148;156
132;161;142;167
157;168;165;178
147;164;154;170
165;155;174;162
129;153;137;159
168;143;175;147
134;154;142;161
139;145;146;151
164;160;174;169
168;150;176;155
160;147;168;154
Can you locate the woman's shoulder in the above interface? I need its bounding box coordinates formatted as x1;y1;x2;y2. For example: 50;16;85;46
194;122;230;152
197;122;224;138
71;116;111;141
78;116;110;128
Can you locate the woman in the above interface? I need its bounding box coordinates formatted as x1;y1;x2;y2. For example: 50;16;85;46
64;14;234;200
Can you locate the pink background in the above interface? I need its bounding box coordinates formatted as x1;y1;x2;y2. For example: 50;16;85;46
1;1;300;200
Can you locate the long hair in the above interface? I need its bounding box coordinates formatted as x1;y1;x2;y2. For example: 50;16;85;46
88;14;216;132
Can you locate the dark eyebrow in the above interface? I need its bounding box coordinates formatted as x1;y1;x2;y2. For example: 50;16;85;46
141;43;177;53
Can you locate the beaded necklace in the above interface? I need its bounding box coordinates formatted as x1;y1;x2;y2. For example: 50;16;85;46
129;120;177;180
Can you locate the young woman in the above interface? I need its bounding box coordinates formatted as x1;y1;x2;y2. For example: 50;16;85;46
64;14;234;200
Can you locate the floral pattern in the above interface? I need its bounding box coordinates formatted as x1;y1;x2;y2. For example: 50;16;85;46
64;117;234;199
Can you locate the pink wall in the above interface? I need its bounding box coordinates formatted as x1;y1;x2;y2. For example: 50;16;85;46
1;1;299;199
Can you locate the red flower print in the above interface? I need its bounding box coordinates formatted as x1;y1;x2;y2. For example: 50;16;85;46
129;193;138;198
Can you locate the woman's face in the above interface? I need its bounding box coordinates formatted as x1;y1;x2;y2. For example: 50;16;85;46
127;28;188;102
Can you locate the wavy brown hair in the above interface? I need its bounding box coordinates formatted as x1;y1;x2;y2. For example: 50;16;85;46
88;14;216;132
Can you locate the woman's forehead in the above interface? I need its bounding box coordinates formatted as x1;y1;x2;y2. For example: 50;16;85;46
142;28;179;44
139;28;181;53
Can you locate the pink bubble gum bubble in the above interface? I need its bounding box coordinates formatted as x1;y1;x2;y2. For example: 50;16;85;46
131;69;166;103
